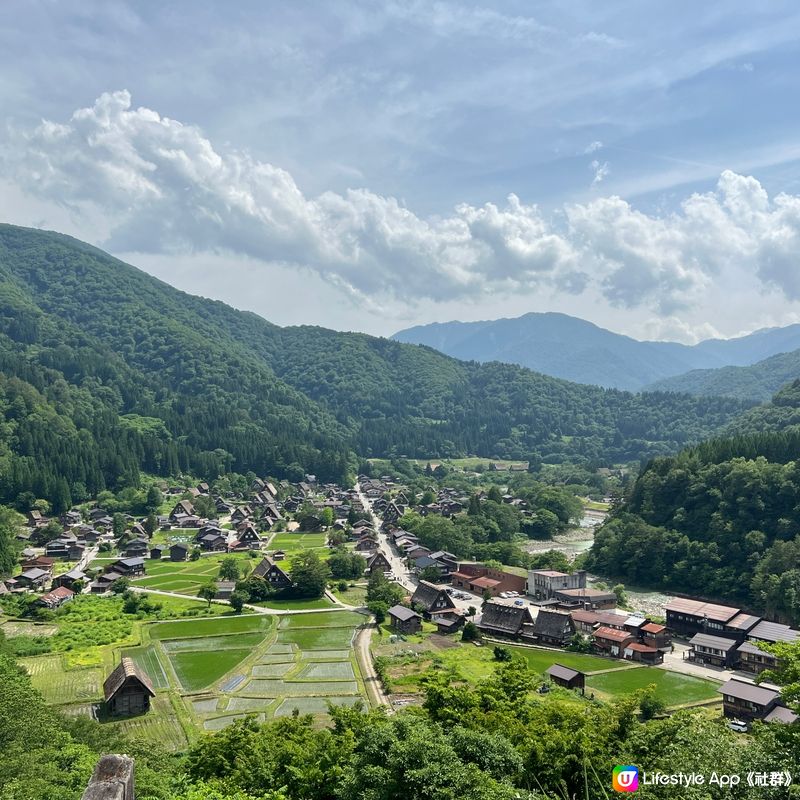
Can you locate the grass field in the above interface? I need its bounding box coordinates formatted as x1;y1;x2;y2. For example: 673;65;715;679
274;696;362;716
20;655;103;704
161;632;266;652
132;553;255;594
108;694;188;751
122;645;170;689
256;597;334;610
297;661;355;680
252;663;295;677
169;648;252;691
506;646;615;674
148;614;272;640
270;533;327;551
278;611;365;629
278;627;357;650
586;667;720;706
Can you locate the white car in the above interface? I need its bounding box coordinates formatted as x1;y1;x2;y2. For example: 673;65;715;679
499;592;510;598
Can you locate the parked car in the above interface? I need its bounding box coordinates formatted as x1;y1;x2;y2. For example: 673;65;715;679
514;599;524;606
499;592;510;598
727;720;748;733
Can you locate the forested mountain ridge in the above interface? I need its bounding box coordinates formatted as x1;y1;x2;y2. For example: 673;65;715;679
0;224;754;508
587;382;800;624
393;311;800;390
645;348;800;401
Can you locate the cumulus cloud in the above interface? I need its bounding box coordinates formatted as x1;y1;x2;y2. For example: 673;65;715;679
6;91;800;316
584;140;603;154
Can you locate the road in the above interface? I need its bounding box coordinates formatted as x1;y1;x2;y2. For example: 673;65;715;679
354;482;416;593
354;623;392;710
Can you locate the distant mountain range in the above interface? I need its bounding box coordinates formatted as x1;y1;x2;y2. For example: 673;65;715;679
392;312;800;391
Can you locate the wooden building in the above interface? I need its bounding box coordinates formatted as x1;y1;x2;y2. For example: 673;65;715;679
546;663;585;691
388;604;422;634
104;658;155;717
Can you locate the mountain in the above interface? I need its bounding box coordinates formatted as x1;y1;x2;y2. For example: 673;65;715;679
587;381;800;624
644;348;800;401
392;312;800;390
0;224;754;509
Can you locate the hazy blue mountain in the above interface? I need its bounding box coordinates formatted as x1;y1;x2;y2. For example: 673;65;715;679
645;348;800;401
392;312;800;390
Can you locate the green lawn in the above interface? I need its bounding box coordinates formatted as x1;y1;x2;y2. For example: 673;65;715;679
256;597;334;610
148;614;273;640
169;648;252;691
278;627;357;650
132;553;255;594
587;667;719;707
122;645;171;689
270;533;327;551
279;611;365;629
161;632;266;652
505;646;615;674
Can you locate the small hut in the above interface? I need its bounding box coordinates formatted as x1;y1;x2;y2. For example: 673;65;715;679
103;657;155;717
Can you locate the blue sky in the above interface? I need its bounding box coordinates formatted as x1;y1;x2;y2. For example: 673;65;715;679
2;1;800;342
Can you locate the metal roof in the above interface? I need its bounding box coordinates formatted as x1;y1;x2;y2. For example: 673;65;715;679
689;632;738;651
718;679;778;706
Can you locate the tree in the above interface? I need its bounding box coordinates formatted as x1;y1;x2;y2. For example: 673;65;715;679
219;556;241;582
198;582;217;608
190;548;202;561
193;495;216;519
328;549;367;580
366;570;405;607
369;601;388;624
145;485;163;513
639;687;666;720
461;621;480;642
112;512;126;538
321;507;335;527
230;590;247;614
31;519;63;545
420;565;441;583
143;511;158;536
289;550;330;598
612;583;628;606
467;605;477;617
111;577;130;594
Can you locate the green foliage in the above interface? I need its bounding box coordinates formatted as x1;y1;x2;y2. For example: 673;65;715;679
198;582;218;608
219;556;241;582
327;549;366;580
289;550;330;599
461;621;480;642
0;505;23;576
366;570;405;608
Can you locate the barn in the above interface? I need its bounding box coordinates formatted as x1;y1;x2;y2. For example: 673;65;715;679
103;657;155;717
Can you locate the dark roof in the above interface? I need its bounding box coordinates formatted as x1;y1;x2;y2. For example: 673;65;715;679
718;679;778;706
103;657;155;701
726;612;761;631
533;608;574;638
666;598;740;623
411;580;453;611
689;632;738;651
170;542;189;551
479;601;532;633
764;706;798;724
748;620;800;643
388;604;420;622
117;557;144;567
414;555;439;569
546;664;582;682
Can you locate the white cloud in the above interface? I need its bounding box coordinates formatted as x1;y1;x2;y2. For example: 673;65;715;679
590;159;610;185
7;92;800;319
584;140;603;154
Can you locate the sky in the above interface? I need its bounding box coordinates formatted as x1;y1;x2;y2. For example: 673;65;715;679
2;2;800;343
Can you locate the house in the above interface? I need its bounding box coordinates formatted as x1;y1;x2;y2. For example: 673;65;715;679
199;532;227;552
237;525;262;548
688;633;739;668
45;539;70;559
527;569;586;600
570;609;627;634
388;604;422;634
215;581;236;600
13;567;50;590
104;658;155;717
413;555;442;575
593;626;634;657
451;563;526;597
640;622;671;651
411;580;457;618
21;556;55;574
110;558;146;577
169;543;190;562
665;598;743;637
149;545;167;560
251;556;292;590
738;620;800;674
53;568;87;590
26;510;45;527
429;551;459;574
91;571;123;593
366;551;392;575
718;679;782;722
478;601;534;638
553;587;617;610
355;536;378;552
623;642;663;664
546;664;585;691
169;500;195;522
436;614;465;635
37;586;75;609
123;539;149;558
525;608;575;647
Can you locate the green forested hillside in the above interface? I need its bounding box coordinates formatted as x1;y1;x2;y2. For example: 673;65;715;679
588;382;800;623
645;348;800;401
0;224;753;507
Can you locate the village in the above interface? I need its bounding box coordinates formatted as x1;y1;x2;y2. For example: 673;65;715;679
1;467;797;738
